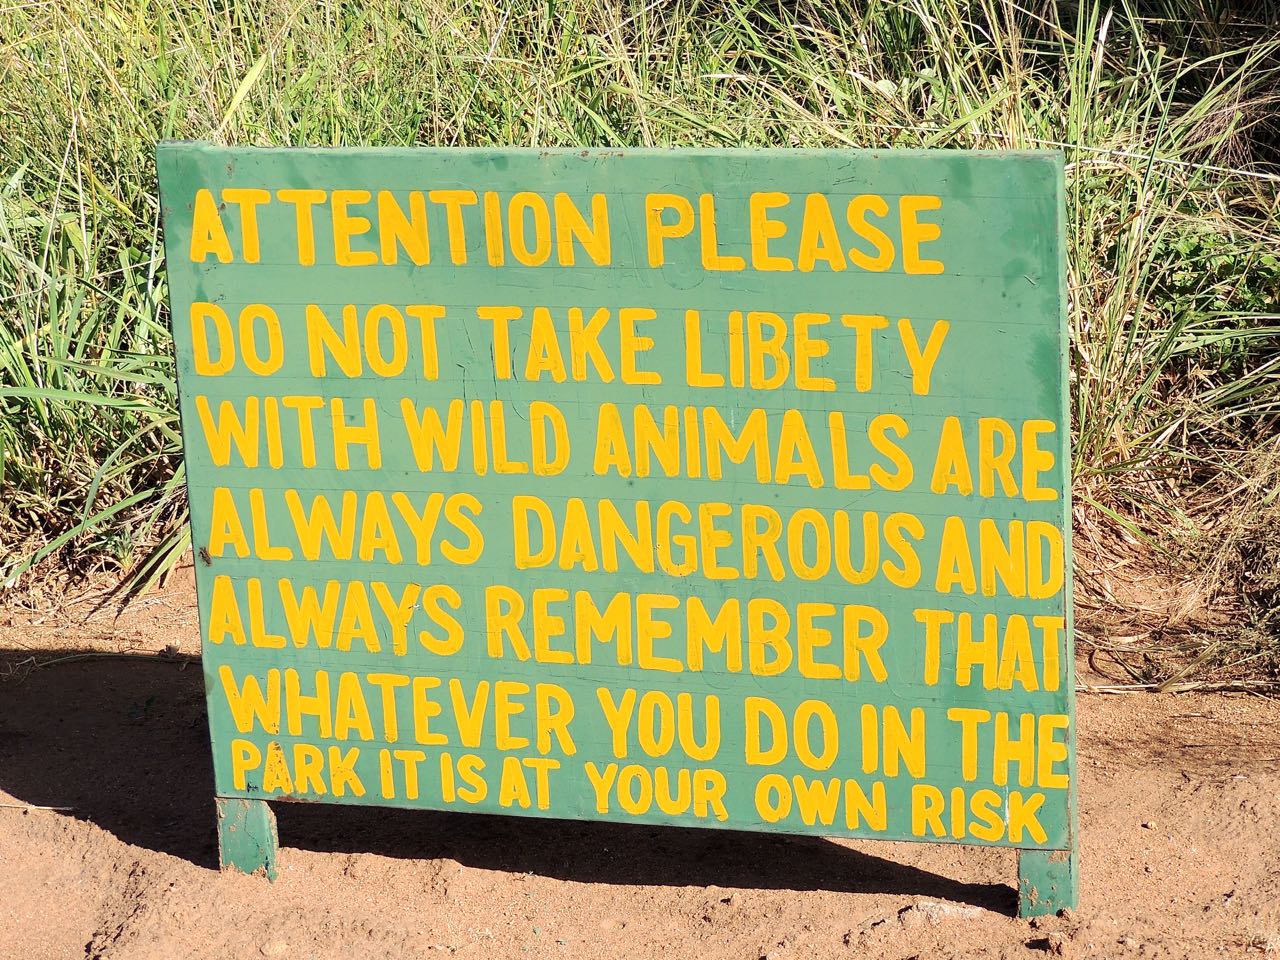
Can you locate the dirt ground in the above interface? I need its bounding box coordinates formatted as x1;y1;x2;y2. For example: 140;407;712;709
1;567;1277;960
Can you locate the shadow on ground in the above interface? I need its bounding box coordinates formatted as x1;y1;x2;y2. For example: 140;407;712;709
0;648;1013;911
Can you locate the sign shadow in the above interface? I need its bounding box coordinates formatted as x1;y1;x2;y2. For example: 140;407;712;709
0;649;1014;911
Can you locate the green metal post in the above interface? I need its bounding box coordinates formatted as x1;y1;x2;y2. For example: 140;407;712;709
216;797;279;880
1018;848;1078;917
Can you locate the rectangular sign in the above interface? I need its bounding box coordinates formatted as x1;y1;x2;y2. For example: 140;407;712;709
159;145;1074;851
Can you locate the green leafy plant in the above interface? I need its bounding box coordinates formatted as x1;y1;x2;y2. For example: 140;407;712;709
1;0;1277;676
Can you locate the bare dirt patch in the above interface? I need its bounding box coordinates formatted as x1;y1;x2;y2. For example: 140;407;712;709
2;570;1278;959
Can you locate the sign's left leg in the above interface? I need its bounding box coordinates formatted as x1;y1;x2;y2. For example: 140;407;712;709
216;797;278;880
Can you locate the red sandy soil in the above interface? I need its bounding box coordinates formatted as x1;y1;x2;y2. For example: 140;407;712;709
1;567;1277;959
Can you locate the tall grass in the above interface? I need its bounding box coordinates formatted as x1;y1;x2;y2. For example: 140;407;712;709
1;0;1277;675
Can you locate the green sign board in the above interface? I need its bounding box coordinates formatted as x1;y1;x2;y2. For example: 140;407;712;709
158;144;1076;914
